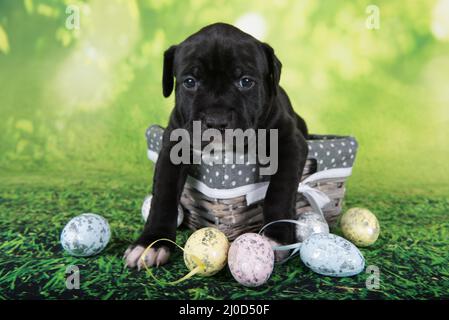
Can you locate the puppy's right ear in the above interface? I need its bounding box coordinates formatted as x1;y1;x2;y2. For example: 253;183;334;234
262;43;282;97
162;45;177;98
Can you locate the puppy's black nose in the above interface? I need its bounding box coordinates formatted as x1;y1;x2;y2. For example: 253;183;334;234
203;114;230;130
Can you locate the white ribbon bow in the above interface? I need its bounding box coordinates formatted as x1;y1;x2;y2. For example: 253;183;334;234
297;183;330;218
246;167;353;217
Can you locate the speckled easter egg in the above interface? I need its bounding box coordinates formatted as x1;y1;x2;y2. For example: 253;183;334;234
60;213;110;257
300;233;365;277
228;233;274;287
183;227;229;276
340;207;380;247
141;195;184;227
296;211;330;242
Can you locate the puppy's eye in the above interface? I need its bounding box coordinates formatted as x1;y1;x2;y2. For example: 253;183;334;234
238;77;255;89
183;77;197;89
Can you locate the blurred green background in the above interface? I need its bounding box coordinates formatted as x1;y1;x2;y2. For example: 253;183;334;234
0;0;448;192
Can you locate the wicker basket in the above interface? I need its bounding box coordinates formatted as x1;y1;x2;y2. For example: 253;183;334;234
146;126;358;240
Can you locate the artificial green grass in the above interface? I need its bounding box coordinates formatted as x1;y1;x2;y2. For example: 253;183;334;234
0;173;448;300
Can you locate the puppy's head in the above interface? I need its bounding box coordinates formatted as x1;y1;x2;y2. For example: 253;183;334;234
162;23;282;137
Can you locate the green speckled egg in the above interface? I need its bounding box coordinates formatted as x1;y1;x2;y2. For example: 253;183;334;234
341;208;380;247
183;227;229;276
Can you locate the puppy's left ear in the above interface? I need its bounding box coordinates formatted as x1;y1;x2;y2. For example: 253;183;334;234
262;43;282;97
162;45;177;98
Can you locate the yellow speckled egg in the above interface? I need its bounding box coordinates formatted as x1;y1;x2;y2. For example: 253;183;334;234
341;208;380;247
183;227;230;276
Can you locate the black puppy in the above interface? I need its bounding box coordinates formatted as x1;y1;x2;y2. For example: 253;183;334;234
125;23;308;269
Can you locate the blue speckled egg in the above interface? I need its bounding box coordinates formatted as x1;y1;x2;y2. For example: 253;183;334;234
60;213;111;257
300;233;365;277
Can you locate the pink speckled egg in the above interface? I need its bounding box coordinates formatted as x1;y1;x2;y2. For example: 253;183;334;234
228;233;274;287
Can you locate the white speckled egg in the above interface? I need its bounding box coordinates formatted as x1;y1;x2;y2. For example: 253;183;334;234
340;207;380;247
296;211;329;242
300;233;365;277
141;195;184;227
228;233;274;287
60;213;110;257
183;227;229;276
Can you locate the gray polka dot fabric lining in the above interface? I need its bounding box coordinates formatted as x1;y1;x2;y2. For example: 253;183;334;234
146;125;358;189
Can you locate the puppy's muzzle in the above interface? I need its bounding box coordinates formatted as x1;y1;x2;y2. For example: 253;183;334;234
201;111;234;131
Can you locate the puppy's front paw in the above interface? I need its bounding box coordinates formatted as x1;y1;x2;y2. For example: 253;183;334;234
263;236;291;263
124;245;171;270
